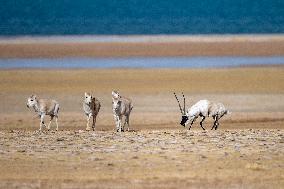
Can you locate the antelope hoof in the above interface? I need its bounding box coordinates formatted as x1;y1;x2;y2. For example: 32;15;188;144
86;127;91;131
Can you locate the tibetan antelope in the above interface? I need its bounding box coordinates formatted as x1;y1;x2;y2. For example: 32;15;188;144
26;94;60;131
174;93;229;130
112;91;133;132
83;92;101;131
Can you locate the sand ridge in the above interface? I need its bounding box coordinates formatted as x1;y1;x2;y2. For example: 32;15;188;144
1;35;284;58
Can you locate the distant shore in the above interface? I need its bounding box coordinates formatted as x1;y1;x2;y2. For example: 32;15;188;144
0;35;284;58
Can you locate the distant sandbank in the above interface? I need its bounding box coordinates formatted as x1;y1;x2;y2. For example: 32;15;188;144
0;35;284;58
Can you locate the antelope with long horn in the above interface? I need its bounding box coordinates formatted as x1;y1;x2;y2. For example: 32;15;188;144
173;93;229;130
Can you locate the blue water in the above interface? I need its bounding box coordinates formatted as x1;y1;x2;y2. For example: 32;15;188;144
1;0;284;35
0;57;283;69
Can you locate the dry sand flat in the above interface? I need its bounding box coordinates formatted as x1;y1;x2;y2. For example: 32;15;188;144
0;129;283;189
0;67;284;130
0;35;284;58
0;67;283;188
1;68;284;94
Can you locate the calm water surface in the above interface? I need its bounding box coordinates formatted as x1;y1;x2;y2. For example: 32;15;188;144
1;1;283;35
0;57;283;69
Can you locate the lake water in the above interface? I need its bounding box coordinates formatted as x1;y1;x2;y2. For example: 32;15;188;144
0;57;283;69
1;1;283;35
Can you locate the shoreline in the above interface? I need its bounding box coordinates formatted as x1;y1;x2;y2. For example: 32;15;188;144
0;34;284;58
1;34;284;43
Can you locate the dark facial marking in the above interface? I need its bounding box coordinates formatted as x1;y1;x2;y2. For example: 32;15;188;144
180;115;188;127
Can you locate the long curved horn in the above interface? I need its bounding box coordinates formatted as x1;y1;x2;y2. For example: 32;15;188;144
182;92;186;114
174;92;183;115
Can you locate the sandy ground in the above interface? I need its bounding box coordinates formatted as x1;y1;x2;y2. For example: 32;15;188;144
0;67;284;188
0;129;283;189
1;35;284;58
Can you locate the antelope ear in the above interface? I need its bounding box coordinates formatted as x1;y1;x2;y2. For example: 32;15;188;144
84;92;87;96
112;91;119;98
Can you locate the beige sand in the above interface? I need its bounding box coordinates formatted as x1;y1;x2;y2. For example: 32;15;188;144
0;129;283;189
1;35;284;58
0;67;283;188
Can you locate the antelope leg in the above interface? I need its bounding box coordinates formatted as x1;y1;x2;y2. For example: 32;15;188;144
200;116;206;130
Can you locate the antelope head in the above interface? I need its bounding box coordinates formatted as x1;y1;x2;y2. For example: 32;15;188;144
174;92;188;127
84;92;93;105
27;94;37;108
112;90;122;112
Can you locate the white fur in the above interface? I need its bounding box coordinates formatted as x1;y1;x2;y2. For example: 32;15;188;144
185;100;229;130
